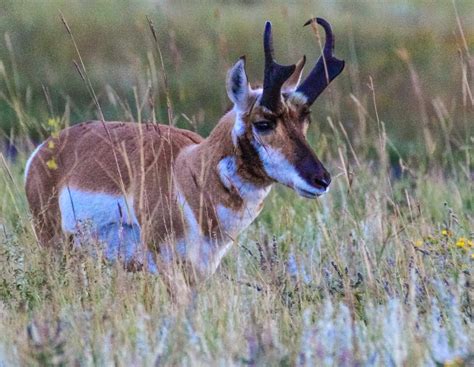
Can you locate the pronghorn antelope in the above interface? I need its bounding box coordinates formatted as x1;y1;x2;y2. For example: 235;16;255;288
25;18;344;291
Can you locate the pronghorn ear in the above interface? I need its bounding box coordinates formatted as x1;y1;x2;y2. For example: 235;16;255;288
282;55;306;93
226;56;250;110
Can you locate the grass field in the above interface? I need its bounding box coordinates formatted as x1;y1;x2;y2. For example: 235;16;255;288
0;1;473;365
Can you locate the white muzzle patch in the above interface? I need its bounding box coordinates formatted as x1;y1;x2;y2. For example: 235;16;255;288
251;141;326;198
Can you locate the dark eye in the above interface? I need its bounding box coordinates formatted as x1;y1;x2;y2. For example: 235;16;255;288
253;120;275;133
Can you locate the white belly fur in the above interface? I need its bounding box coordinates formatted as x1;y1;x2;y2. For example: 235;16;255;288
58;187;157;273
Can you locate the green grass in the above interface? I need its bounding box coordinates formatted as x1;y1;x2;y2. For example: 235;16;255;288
0;1;473;365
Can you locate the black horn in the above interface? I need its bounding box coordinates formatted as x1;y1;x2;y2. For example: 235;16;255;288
260;21;296;112
295;17;344;105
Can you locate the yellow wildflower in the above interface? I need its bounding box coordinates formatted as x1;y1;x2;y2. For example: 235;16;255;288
47;140;55;149
443;357;463;367
468;240;474;248
456;238;467;248
441;229;452;237
415;240;423;247
46;158;58;170
47;117;59;127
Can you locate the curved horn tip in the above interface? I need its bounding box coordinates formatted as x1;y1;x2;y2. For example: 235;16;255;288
303;18;315;27
296;17;343;106
264;21;273;42
303;17;331;31
303;17;335;55
263;21;274;62
264;21;272;39
316;17;331;29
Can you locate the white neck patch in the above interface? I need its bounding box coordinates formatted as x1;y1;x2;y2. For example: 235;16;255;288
218;156;271;202
217;156;271;237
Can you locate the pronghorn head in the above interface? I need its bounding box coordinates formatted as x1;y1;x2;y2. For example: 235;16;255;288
226;18;344;198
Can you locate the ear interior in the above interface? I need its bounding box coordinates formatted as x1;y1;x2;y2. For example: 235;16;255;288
226;57;250;110
282;55;306;93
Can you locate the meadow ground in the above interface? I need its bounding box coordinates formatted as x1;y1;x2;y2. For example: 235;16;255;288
0;1;473;365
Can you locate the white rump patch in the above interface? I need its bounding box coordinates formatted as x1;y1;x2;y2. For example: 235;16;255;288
24;142;45;181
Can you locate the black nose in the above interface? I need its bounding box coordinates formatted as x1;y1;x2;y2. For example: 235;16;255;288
312;170;331;189
297;153;331;190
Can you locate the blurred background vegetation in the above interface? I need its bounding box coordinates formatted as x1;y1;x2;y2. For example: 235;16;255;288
0;3;473;364
0;0;473;169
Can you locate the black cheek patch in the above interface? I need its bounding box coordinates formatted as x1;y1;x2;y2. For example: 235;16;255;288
237;136;269;185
